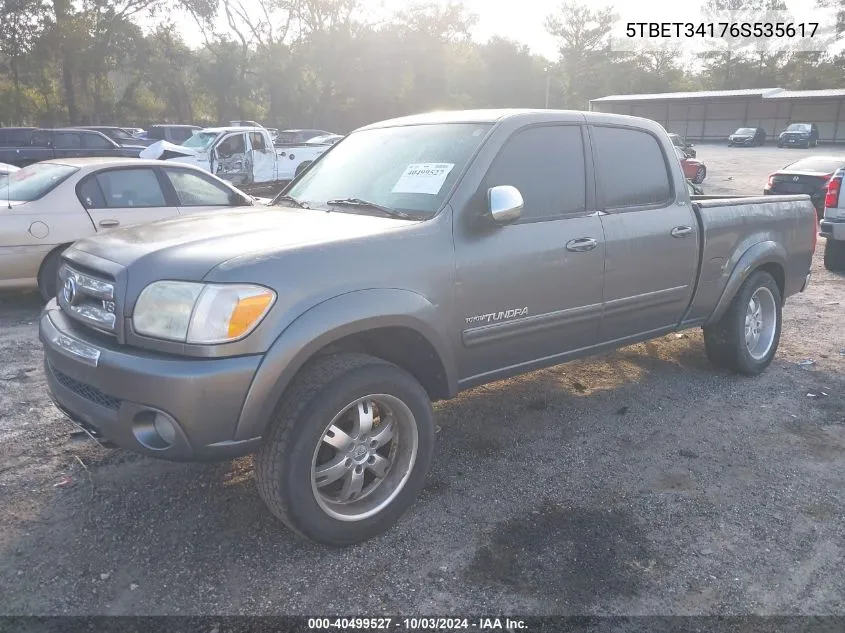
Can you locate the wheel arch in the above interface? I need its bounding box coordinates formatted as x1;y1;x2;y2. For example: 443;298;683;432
705;240;786;327
233;288;457;442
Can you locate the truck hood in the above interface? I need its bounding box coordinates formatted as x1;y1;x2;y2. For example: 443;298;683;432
69;206;416;280
139;140;201;160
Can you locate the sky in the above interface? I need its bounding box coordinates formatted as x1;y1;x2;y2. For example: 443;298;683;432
170;0;831;61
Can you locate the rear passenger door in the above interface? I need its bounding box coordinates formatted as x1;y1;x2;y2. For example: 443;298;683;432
77;167;177;230
590;124;699;343
53;132;85;159
454;124;605;381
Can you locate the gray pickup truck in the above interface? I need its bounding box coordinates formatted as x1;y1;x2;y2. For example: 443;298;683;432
40;109;816;546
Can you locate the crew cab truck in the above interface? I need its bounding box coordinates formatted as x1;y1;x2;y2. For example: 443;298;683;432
40;110;816;546
0;128;144;167
139;126;334;185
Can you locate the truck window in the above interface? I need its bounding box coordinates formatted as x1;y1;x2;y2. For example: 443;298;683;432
164;168;233;206
95;168;166;208
217;134;245;157
54;132;83;149
250;132;266;152
483;125;587;222
30;131;52;147
147;127;165;140
592;126;671;209
82;133;113;150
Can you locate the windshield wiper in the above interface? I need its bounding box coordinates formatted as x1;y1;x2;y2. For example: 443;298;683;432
326;197;415;220
273;194;308;209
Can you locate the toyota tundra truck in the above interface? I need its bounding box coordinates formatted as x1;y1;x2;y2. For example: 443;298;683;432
39;109;817;546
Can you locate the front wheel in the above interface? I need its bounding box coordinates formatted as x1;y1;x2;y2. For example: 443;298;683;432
824;239;845;271
37;246;67;302
255;353;436;546
703;270;782;375
693;166;706;184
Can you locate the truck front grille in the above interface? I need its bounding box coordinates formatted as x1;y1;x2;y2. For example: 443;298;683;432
57;265;117;335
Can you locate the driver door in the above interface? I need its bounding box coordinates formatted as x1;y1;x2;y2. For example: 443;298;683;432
211;133;249;184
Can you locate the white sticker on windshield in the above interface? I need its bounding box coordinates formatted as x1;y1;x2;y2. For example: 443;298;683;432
391;163;455;195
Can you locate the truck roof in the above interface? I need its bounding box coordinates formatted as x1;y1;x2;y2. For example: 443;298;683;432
201;126;267;134
356;109;662;132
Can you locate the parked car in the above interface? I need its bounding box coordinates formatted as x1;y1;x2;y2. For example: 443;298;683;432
674;146;706;183
763;155;845;218
78;126;155;147
144;124;201;145
777;123;819;148
729;127;766;146
0;127;37;147
39;109;816;546
140;126;336;183
0;128;145;167
0;158;255;299
667;132;696;158
820;167;845;270
274;129;333;146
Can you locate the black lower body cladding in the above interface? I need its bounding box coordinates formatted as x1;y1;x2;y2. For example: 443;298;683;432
40;303;263;460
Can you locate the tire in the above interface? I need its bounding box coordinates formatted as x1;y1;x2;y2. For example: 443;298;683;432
693;166;706;184
824;239;845;271
255;353;436;546
703;270;782;375
777;142;784;148
37;246;67;302
294;161;312;178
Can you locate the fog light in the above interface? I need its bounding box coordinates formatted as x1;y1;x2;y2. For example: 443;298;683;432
154;413;176;445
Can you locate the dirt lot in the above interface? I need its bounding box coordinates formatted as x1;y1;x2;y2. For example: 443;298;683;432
1;144;844;616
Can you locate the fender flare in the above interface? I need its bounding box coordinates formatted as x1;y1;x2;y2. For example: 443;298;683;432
232;288;457;441
704;240;786;326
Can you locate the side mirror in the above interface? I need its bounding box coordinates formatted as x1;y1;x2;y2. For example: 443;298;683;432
488;185;523;225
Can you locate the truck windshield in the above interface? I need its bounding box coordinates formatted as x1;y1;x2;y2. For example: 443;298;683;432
3;163;78;203
182;132;218;150
285;123;492;217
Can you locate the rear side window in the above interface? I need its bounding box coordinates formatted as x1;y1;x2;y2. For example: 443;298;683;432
95;168;166;208
77;176;107;208
483;125;587;221
250;132;266;151
592;126;671;209
83;133;112;149
30;131;52;147
0;129;33;146
54;132;83;149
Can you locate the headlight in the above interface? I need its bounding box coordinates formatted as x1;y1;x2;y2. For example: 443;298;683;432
133;281;275;344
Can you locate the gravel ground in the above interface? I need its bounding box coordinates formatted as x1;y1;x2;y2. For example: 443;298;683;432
0;144;844;616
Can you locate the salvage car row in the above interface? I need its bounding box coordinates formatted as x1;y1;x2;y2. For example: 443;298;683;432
2;108;827;548
0;124;342;186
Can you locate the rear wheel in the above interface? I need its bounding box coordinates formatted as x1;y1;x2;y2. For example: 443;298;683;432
255;353;436;546
37;246;67;302
693;166;706;184
703;270;782;375
824;239;845;271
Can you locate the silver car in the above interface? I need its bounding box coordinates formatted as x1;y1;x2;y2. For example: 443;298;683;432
0;157;255;299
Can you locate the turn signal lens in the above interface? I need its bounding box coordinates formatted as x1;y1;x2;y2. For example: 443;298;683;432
227;293;275;338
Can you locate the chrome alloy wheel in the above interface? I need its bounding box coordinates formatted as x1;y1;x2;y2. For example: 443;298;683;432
310;395;418;521
744;286;777;360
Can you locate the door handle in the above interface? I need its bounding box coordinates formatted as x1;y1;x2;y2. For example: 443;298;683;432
671;225;693;238
98;219;120;228
566;237;598;252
